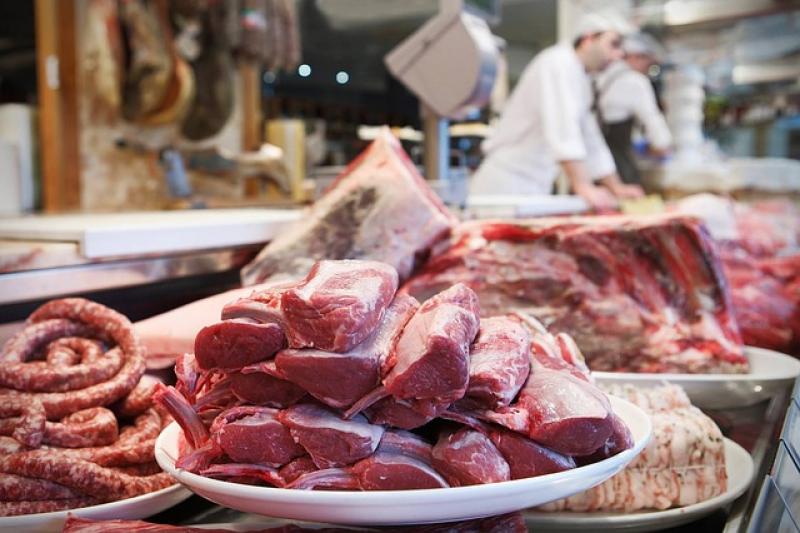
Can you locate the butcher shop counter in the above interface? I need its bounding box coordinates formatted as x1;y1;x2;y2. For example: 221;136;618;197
139;386;794;532
0;209;300;328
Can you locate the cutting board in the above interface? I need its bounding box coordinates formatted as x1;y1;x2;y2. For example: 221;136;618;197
0;209;301;259
465;194;589;218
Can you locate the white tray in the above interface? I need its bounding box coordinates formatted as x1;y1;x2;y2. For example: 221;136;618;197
594;346;800;409
0;484;192;533
525;437;754;532
155;396;652;526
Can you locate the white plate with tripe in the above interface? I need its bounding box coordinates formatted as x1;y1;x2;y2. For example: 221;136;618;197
0;484;192;533
155;396;652;526
594;346;800;409
524;437;755;532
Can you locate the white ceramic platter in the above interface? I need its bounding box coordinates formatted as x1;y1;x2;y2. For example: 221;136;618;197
155;396;652;526
594;346;800;409
524;438;754;532
0;484;192;533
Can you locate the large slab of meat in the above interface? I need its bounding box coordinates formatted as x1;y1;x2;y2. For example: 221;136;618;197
241;127;457;286
671;194;800;354
157;259;633;497
136;129;454;369
539;384;727;512
403;215;748;374
0;298;173;517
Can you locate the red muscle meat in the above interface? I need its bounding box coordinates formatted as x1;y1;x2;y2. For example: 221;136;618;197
278;403;384;469
210;406;304;467
403;216;747;374
241;127;456;286
459;316;530;409
194;320;285;371
384;283;480;403
274;293;418;408
229;367;306;408
431;427;510;486
488;427;576;478
279;260;399;352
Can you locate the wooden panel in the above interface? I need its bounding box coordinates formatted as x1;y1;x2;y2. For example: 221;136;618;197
57;0;81;210
35;0;80;212
240;62;263;151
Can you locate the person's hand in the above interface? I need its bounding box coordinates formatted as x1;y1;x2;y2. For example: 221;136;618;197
600;174;645;200
611;182;645;199
574;182;618;212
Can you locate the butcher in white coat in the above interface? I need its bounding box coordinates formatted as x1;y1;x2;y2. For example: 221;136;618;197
596;32;672;185
470;14;643;211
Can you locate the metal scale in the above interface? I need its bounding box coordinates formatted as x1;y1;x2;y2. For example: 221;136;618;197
385;0;501;184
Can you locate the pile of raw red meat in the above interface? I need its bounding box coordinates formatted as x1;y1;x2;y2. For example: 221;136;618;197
0;299;173;517
157;259;633;491
720;201;800;354
671;195;800;354
403;215;748;374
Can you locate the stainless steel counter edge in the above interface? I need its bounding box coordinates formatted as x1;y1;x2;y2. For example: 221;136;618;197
0;244;263;305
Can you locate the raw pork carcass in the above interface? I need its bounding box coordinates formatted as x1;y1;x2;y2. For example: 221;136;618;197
241;127;456;286
403;215;747;374
540;384;727;512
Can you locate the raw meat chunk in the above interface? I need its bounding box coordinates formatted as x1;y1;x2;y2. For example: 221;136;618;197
515;366;613;456
460;316;530;409
279;403;384;469
352;452;450;490
275;293;418;408
363;396;438;430
279;260;399;352
210;406;303;467
431;427;510;486
384;284;480;403
229;368;306;408
194;321;285;371
377;429;433;462
488;427;575;479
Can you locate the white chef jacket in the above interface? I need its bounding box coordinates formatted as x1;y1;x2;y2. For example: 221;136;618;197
470;44;616;196
596;60;672;150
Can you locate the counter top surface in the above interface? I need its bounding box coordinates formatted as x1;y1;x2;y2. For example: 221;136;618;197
0;209;302;264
